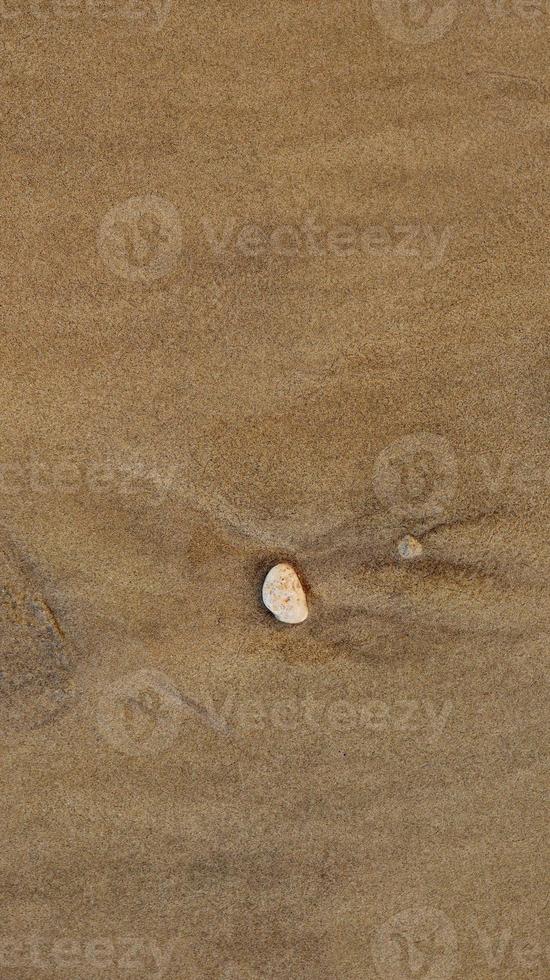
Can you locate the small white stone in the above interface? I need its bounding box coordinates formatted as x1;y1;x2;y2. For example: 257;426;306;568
397;534;423;560
262;562;308;624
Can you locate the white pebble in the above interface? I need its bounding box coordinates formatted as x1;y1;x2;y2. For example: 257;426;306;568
397;534;423;560
262;563;308;624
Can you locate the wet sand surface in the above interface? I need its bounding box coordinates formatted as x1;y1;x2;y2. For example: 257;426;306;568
1;2;549;977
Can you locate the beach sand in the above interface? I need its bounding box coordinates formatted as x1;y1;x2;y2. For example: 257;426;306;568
1;2;549;976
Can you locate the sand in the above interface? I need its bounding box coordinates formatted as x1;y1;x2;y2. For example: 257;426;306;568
1;1;549;977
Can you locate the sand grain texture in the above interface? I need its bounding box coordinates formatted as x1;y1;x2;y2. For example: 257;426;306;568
1;2;549;978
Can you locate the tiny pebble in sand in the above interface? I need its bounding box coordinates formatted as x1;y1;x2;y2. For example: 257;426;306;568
397;534;423;560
